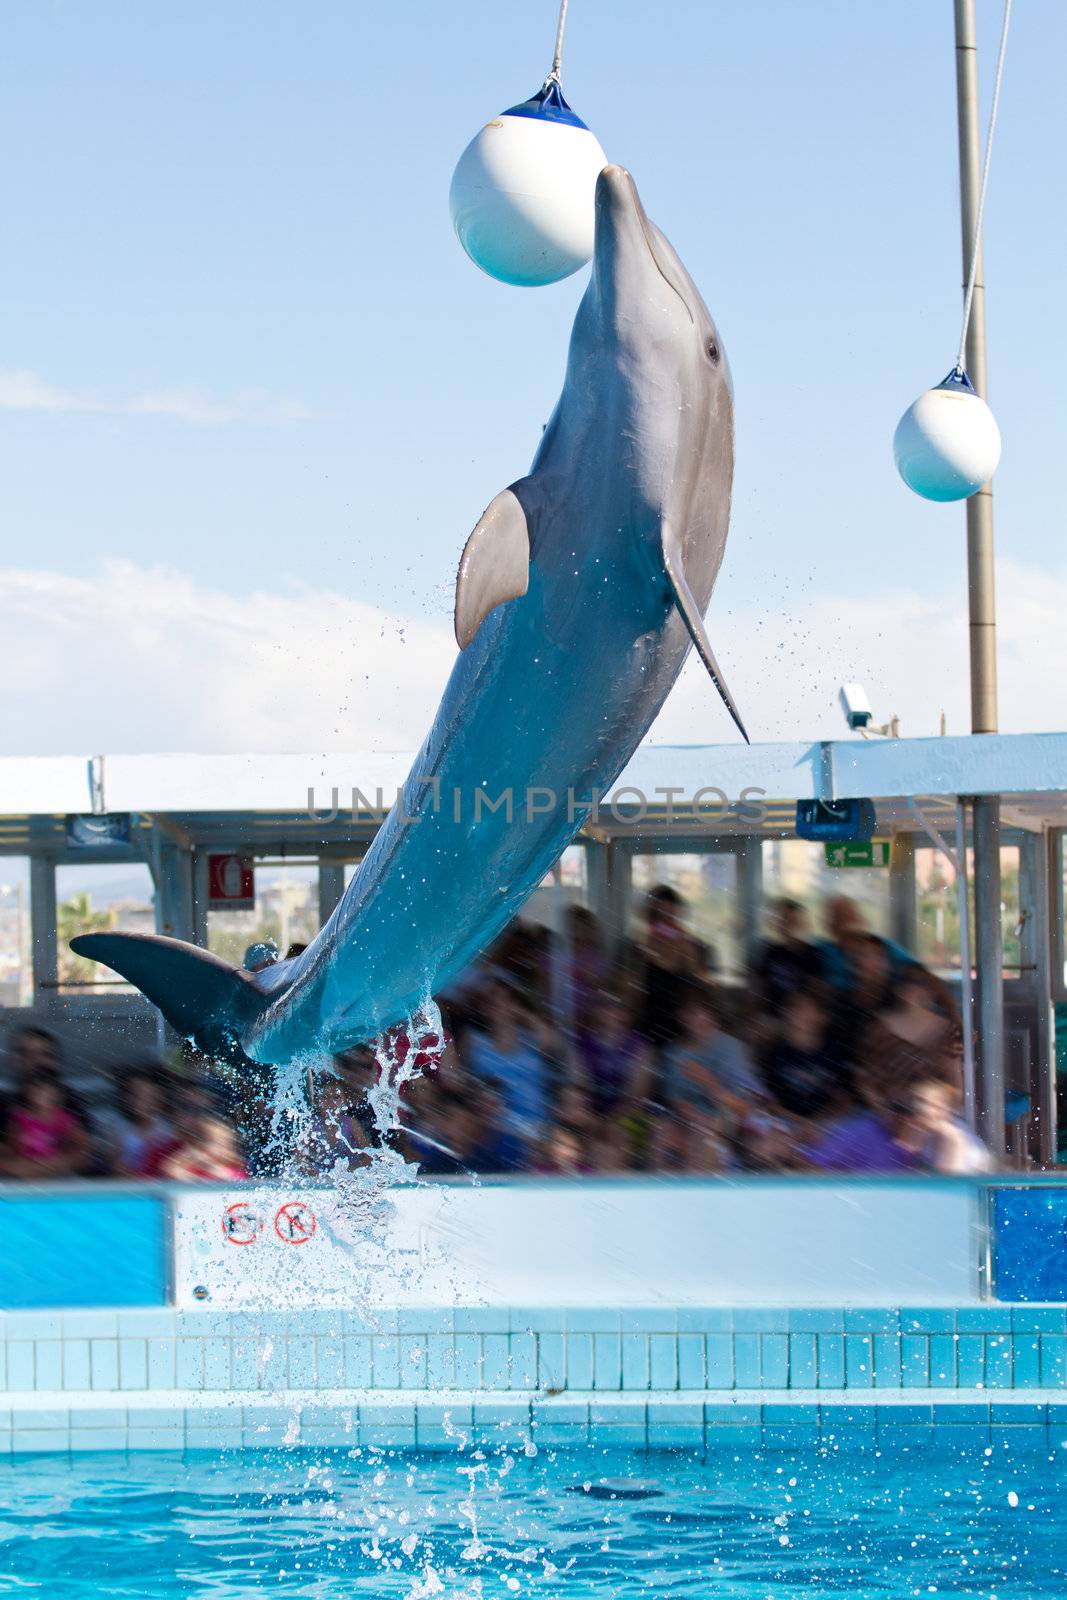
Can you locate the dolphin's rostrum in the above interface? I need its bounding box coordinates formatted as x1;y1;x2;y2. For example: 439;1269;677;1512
72;166;746;1066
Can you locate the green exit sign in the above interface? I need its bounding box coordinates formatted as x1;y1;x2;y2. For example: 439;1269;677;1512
824;840;892;869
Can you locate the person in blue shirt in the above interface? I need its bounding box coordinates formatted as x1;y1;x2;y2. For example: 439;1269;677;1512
815;895;913;990
462;978;552;1153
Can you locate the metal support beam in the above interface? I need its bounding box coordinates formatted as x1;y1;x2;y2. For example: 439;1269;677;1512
585;839;609;924
191;853;209;947
150;835;197;942
29;854;57;1007
972;796;1005;1153
736;838;764;965
602;842;632;956
955;0;999;733
955;0;1004;1159
1018;830;1056;1165
889;833;918;956
318;861;347;926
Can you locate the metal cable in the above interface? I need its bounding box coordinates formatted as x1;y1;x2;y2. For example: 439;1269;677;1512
546;0;570;84
956;0;1013;376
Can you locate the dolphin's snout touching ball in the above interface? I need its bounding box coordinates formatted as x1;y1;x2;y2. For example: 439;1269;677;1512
72;167;746;1066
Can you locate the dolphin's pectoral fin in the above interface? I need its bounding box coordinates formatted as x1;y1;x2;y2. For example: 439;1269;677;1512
661;523;750;743
455;487;531;649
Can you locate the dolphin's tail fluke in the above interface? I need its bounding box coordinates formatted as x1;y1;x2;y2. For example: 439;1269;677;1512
69;932;269;1063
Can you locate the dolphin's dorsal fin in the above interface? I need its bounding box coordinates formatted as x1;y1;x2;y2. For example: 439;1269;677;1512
455;487;530;649
661;522;750;743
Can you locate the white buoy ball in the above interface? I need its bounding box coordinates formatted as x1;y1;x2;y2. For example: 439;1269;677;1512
449;83;607;287
893;372;1002;502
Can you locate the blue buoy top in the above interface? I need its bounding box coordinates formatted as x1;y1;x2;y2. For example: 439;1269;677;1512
937;366;977;394
503;78;589;130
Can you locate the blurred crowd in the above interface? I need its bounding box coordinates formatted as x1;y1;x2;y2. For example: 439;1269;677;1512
0;891;991;1183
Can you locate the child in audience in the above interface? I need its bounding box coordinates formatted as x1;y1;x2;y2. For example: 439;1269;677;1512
0;1072;88;1177
156;1110;248;1181
107;1068;174;1176
575;992;654;1116
665;985;759;1120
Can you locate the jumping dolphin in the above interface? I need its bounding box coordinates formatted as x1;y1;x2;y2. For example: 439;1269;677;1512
72;166;745;1066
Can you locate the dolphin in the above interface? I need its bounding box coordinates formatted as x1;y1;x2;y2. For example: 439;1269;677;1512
72;166;745;1066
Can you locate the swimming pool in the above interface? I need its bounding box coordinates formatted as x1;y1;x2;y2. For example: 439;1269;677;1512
2;1441;1064;1598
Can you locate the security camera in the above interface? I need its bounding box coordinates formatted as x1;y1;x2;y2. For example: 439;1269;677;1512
839;684;873;731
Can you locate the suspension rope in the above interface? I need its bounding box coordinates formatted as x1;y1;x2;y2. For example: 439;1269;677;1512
545;0;570;86
955;0;1013;377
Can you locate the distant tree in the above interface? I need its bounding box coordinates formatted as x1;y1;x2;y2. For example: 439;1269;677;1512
58;892;115;988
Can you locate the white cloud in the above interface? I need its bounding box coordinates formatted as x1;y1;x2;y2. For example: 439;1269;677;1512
0;369;312;425
3;558;1063;758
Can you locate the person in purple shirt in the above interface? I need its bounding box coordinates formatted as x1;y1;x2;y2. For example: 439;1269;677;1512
575;992;653;1117
803;1077;993;1174
803;1105;921;1173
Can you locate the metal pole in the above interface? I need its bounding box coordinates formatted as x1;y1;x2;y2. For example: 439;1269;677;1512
954;0;1004;1155
954;0;998;728
954;800;977;1128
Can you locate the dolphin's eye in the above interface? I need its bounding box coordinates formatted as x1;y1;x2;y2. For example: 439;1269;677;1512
706;338;721;365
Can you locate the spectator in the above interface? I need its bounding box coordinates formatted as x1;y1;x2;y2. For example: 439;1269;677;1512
298;1075;371;1173
141;1086;230;1175
243;940;278;973
575;992;654;1117
633;886;700;1052
0;1071;89;1178
156;1108;248;1181
535;1123;588;1175
405;1085;482;1175
587;1115;635;1173
862;966;964;1111
463;979;551;1151
912;1078;992;1174
1;1025;89;1144
760;989;848;1121
106;1067;174;1177
815;895;914;991
803;1077;991;1175
801;1092;922;1173
665;985;760;1122
880;964;961;1049
650;1105;692;1171
0;893;997;1184
559;905;609;1021
554;1080;596;1138
464;1080;527;1172
688;935;720;980
0;1030;65;1145
827;932;895;1098
750;898;823;1015
813;895;873;990
5;1024;62;1079
682;1107;729;1173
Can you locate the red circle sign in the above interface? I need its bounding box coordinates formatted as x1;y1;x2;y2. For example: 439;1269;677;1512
221;1203;263;1246
274;1200;317;1245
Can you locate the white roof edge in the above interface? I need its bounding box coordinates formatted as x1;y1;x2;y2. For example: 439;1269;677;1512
1;730;1065;815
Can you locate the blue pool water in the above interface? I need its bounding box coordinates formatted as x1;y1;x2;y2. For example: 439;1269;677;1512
1;1442;1064;1597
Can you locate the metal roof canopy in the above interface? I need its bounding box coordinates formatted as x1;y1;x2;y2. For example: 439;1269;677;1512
1;731;1066;853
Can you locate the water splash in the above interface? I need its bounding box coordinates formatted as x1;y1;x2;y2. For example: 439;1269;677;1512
246;997;451;1313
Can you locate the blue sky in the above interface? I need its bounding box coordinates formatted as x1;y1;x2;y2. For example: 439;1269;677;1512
2;0;1065;753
